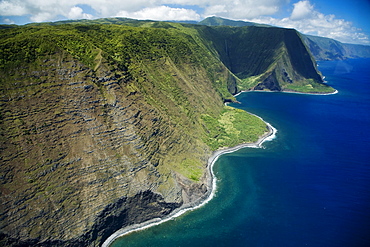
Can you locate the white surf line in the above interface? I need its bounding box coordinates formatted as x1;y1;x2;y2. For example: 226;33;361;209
249;89;339;96
280;89;338;96
102;117;277;247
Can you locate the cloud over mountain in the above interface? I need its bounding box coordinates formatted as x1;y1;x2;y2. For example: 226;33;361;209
290;0;314;20
116;5;200;21
246;1;369;45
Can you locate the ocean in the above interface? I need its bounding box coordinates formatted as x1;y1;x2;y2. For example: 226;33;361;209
110;58;370;247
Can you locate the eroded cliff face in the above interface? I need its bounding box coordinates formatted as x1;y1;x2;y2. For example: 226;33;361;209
0;31;228;245
0;21;329;246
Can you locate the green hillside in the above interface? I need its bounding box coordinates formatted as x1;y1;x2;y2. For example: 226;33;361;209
0;19;331;246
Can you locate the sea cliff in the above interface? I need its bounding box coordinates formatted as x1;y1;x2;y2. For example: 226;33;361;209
0;19;332;246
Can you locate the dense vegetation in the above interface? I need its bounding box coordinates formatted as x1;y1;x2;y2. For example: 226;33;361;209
202;106;268;150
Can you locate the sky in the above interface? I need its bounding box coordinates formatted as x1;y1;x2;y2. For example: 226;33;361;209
1;0;369;45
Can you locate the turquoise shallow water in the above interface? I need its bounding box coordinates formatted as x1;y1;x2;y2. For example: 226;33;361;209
110;58;370;247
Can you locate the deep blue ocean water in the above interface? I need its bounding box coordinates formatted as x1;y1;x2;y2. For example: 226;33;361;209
111;58;370;247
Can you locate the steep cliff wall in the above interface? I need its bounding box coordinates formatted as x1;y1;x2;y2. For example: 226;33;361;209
196;25;333;93
0;24;236;246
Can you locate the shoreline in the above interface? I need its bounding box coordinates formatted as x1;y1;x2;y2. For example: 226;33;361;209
102;115;277;247
102;87;335;246
234;89;338;97
280;89;338;96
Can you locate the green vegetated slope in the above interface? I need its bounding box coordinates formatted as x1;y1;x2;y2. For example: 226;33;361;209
0;20;325;246
201;106;267;150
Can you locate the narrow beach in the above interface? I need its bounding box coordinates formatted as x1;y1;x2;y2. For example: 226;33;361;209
102;114;277;247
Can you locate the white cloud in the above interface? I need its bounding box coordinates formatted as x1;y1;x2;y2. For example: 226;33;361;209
116;5;201;21
67;6;93;20
0;0;96;22
203;5;226;17
247;1;370;45
2;18;15;24
30;12;54;23
202;0;283;19
290;0;314;20
0;0;286;21
0;0;28;16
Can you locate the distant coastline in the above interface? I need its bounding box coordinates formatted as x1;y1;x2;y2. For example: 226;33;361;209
102;112;277;247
